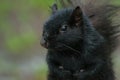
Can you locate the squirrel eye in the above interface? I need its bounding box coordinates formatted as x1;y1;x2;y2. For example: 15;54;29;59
60;24;68;33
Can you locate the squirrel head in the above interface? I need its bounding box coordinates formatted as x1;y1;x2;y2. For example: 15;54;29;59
40;6;84;51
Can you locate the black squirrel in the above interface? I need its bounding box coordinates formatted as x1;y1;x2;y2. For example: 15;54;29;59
40;0;120;80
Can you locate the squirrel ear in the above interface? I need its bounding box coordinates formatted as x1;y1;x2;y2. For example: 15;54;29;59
70;6;83;26
50;3;58;15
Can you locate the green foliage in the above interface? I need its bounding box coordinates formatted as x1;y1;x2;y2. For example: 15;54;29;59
5;31;37;53
30;0;55;9
0;0;13;14
35;64;48;80
112;0;120;5
0;58;18;76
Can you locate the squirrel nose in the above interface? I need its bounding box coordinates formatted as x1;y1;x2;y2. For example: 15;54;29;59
40;37;49;49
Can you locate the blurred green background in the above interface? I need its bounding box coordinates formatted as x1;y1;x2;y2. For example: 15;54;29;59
0;0;120;80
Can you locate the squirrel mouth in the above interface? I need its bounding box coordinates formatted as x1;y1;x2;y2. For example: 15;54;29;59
40;38;49;49
42;42;49;49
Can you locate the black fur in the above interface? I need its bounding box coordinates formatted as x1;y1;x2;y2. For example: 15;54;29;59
41;1;120;80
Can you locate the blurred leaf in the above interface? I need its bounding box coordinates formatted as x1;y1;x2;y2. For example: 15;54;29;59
112;0;120;5
29;0;55;10
35;64;48;80
0;0;13;14
5;31;37;53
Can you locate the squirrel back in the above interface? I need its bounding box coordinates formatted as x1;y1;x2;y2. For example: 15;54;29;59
58;0;120;51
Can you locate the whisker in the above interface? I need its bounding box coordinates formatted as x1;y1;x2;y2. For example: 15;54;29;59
59;43;81;55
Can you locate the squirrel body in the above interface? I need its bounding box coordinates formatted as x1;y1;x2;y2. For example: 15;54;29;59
40;0;120;80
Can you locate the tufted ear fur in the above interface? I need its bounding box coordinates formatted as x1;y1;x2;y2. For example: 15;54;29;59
69;6;83;26
51;3;58;15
